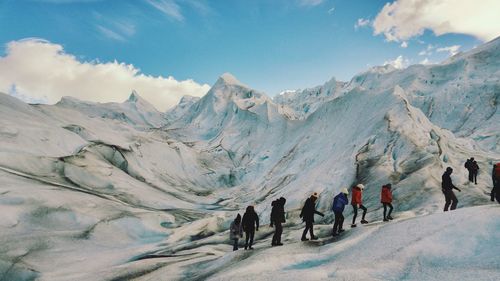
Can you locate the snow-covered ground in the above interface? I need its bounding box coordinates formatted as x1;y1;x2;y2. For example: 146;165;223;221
0;37;499;280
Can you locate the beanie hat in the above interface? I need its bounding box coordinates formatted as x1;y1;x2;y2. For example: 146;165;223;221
312;192;319;198
357;184;365;190
341;187;349;195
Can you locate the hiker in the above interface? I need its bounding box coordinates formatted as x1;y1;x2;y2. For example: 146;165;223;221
242;205;259;250
300;192;324;241
331;188;349;236
492;163;500;203
351;184;368;227
229;214;243;251
471;158;479;185
465;158;472;182
465;157;479;184
442;167;461;211
381;184;394;221
270;197;286;246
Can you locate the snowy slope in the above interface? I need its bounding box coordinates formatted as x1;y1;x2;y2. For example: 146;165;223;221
0;38;499;280
273;77;346;120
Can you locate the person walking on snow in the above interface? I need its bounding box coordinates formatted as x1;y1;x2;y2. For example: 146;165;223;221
331;188;349;236
351;184;368;227
465;157;479;184
492;163;500;204
442;167;461;211
465;158;473;182
242;205;259;250
229;214;243;251
381;184;394;221
470;158;479;185
270;197;286;246
300;192;324;241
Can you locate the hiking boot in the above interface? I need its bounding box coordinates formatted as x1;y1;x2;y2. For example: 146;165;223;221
311;236;319;240
276;243;283;246
351;224;357;228
383;218;389;222
332;232;339;237
301;237;309;241
387;216;394;220
361;219;369;224
338;229;345;233
248;246;254;250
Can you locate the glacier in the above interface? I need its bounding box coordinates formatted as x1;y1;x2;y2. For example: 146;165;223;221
0;37;499;280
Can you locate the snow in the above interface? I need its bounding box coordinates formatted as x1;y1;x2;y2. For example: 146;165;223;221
0;37;499;280
206;205;500;281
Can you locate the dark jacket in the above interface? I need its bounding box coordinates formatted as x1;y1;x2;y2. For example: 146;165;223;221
464;159;471;170
242;208;259;231
470;161;479;172
270;197;286;224
465;159;479;172
331;193;349;213
442;171;460;192
493;164;500;183
300;197;324;223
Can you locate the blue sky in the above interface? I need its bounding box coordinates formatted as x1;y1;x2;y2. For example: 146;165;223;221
0;0;496;109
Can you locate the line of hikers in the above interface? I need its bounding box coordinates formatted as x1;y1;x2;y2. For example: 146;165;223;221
229;162;500;250
229;183;395;250
443;161;500;211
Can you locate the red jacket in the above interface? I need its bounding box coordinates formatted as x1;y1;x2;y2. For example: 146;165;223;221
351;187;362;205
381;186;392;203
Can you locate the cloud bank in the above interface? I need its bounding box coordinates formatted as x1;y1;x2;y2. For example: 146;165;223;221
0;39;210;111
373;0;500;42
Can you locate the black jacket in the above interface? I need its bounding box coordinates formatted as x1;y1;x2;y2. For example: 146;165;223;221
442;171;460;192
300;197;324;223
270;198;286;224
465;160;479;172
471;161;479;172
242;211;259;231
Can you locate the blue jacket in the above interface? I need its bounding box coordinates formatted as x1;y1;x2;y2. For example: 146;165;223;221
332;193;349;213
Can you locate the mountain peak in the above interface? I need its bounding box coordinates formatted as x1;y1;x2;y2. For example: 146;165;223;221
216;73;246;87
127;90;141;103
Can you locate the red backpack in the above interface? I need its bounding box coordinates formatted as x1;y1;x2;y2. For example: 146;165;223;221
495;163;500;179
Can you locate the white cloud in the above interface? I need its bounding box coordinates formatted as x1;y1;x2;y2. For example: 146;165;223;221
418;44;435;56
436;45;461;56
373;0;500;42
400;41;408;48
96;25;127;41
419;58;432;65
0;39;210;111
383;55;410;69
146;0;184;22
299;0;324;7
354;18;370;30
95;18;136;41
327;6;335;14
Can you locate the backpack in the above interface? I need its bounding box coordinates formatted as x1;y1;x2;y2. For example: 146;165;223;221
495;163;500;179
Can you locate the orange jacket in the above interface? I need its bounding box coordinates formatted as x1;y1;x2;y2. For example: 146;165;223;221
381;185;392;203
351;187;362;205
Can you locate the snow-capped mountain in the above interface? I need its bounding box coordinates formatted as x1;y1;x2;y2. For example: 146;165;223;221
0;38;499;280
